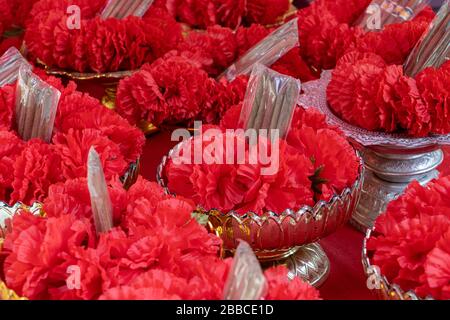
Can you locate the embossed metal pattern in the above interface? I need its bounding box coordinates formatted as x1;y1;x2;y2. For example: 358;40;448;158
298;70;450;151
157;140;364;254
362;228;434;300
352;149;442;231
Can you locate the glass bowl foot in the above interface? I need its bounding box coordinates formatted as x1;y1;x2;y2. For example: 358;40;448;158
261;243;330;287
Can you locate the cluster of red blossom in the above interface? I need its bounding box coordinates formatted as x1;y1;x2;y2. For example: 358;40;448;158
295;0;435;71
155;0;292;29
23;0;297;74
114;0;438;130
321;0;450;137
328;52;450;137
367;176;450;300
0;177;321;300
164;106;360;215
116;54;249;126
0;0;39;55
0;0;37;35
0;73;145;205
114;15;324;127
24;0;182;73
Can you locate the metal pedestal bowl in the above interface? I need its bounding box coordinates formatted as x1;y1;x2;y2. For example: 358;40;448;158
298;70;450;232
157;140;364;287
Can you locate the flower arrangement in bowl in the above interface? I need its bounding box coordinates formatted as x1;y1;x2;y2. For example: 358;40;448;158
0;175;321;300
0;67;144;205
362;175;450;300
298;3;450;231
24;0;299;113
23;0;183;112
113;0;437;132
157;104;364;286
155;0;296;30
294;0;435;75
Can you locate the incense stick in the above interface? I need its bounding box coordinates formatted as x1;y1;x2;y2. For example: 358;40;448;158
246;69;267;130
88;147;114;235
101;0;120;19
116;0;132;19
276;81;299;138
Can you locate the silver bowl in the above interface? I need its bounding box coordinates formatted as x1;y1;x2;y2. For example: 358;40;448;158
157;139;364;287
362;228;433;300
299;70;449;232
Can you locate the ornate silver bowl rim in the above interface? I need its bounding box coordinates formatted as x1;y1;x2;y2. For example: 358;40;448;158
362;227;434;300
298;70;450;153
156;138;364;226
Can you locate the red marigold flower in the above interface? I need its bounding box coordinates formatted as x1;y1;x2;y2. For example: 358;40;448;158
290;106;341;134
297;8;362;71
25;0;182;73
178;25;238;76
56;107;145;165
2;212;96;299
169;0;217;29
116;55;214;126
355;20;432;65
424;229;450;300
245;0;291;26
368;176;450;299
235;24;271;56
287;126;359;201
220;103;242;130
271;48;318;82
215;75;249;115
215;0;247;29
416;61;450;135
264;266;321;300
0;84;15;131
167;0;247;29
43;177;127;224
165;128;317;214
328;49;444;136
10;140;63;205
100;269;187;300
327;51;391;132
378;65;431;136
0;130;25;201
52;128;128;181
